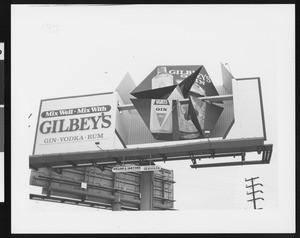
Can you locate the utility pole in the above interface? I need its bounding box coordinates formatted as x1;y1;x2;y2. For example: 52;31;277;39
245;177;264;209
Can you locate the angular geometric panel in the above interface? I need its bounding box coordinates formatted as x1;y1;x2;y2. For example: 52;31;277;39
190;96;224;136
203;102;224;133
220;62;234;94
178;67;202;98
131;65;227;141
131;98;152;127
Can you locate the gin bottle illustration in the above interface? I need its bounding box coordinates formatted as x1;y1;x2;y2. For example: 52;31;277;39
151;66;174;89
178;97;206;140
150;67;174;134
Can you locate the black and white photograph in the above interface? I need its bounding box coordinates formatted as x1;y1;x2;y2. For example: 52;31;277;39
10;4;295;234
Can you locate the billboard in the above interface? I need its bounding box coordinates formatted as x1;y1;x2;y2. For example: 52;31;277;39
33;92;118;155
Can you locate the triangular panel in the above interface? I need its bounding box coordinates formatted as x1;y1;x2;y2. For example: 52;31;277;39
220;62;234;94
189;96;223;137
204;103;224;133
178;67;202;98
131;67;157;96
116;72;136;105
168;85;184;101
131;98;152;128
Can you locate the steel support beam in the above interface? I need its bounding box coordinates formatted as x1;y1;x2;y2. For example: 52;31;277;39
190;159;270;168
30;138;268;169
49;184;140;206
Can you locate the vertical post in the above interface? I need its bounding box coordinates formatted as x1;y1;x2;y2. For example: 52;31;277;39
47;168;53;197
112;193;121;211
162;170;165;205
112;171;121;211
140;171;153;210
250;178;256;209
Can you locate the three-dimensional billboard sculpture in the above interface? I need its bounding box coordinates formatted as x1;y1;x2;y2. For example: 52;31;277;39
131;65;224;141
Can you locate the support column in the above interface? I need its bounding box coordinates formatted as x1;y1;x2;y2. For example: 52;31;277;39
112;193;121;211
140;171;154;210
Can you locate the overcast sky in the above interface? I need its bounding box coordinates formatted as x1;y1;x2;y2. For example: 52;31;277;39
11;4;294;233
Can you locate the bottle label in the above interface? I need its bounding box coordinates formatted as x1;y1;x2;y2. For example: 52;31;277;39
150;99;172;133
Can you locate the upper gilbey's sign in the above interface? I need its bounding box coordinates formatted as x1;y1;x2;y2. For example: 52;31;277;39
33;93;117;155
39;105;112;134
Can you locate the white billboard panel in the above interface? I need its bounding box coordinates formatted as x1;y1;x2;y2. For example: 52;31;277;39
33;92;117;155
226;78;265;140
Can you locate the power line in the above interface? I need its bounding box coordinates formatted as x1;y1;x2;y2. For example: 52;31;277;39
245;177;264;209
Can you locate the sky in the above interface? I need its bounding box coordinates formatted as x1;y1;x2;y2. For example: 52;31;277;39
11;4;294;233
